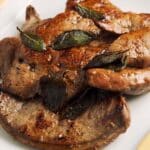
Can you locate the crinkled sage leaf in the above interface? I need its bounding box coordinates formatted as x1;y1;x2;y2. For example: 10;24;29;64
40;76;67;112
106;55;128;71
60;88;110;120
85;50;128;71
17;27;46;52
60;88;93;120
75;4;105;21
52;30;96;50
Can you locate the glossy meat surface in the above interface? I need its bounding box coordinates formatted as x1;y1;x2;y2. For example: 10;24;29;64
87;68;150;95
0;5;120;107
0;90;130;150
66;0;150;34
109;28;150;68
0;3;150;103
0;38;20;77
35;10;101;46
0;37;114;100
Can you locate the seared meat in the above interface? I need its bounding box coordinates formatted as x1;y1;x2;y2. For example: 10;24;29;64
109;28;150;68
0;42;83;109
0;3;149;108
34;10;101;46
66;0;150;34
0;36;117;109
0;38;86;106
0;38;20;77
0;89;130;150
0;5;149;109
87;68;150;95
85;28;150;95
0;6;120;111
0;38;49;98
99;13;150;34
66;0;121;14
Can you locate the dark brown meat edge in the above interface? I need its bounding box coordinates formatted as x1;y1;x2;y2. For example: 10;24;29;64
0;91;130;150
66;0;150;34
87;68;150;95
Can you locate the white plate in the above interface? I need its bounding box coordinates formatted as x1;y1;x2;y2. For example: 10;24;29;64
0;0;150;150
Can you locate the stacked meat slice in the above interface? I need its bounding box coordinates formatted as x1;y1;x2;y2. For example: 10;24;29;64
0;0;149;149
0;90;130;150
0;5;120;111
67;0;150;34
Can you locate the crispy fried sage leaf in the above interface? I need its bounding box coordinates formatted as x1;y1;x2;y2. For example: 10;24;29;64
52;30;96;50
17;27;46;52
105;55;128;71
60;88;93;120
85;50;128;71
40;76;67;112
60;88;112;120
75;4;105;21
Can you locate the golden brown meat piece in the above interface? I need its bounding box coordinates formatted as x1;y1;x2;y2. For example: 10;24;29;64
0;37;115;109
0;6;120;111
109;28;150;68
0;90;130;150
0;38;86;107
0;38;20;77
66;0;121;14
0;4;150;107
0;38;51;98
0;35;122;112
35;10;101;46
66;0;150;34
87;68;150;95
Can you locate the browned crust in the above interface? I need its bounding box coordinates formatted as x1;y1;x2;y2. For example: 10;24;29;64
109;27;150;68
0;120;128;150
23;5;41;32
87;68;150;95
0;93;130;150
35;10;100;46
66;0;150;34
66;0;121;13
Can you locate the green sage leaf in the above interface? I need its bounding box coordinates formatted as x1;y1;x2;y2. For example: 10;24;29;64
75;4;105;21
17;27;46;52
60;88;111;120
52;30;96;50
85;50;128;71
106;55;128;71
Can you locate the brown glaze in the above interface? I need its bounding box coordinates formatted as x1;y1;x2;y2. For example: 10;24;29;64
0;36;113;100
0;38;21;77
35;10;101;46
0;91;130;150
99;13;150;34
87;67;150;95
66;0;121;14
109;28;150;68
0;5;118;101
66;0;150;34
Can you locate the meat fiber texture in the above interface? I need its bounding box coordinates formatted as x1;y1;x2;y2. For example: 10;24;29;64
0;90;130;150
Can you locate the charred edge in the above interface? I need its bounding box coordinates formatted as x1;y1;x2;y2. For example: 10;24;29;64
26;5;40;21
60;88;119;120
84;50;128;71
